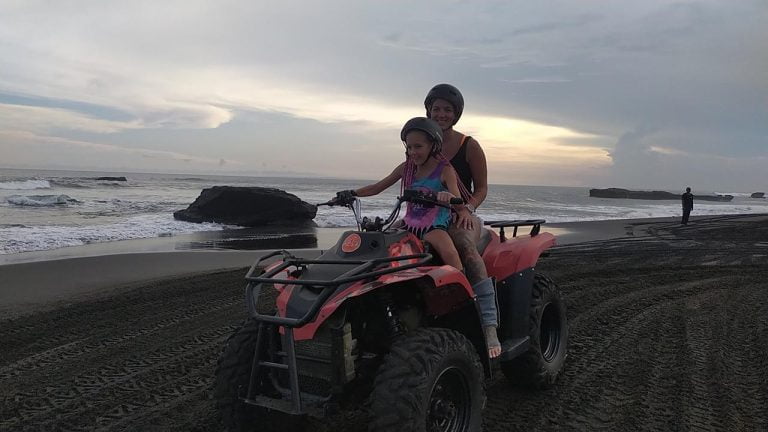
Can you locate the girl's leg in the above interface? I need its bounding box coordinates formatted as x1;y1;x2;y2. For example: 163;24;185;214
423;229;463;271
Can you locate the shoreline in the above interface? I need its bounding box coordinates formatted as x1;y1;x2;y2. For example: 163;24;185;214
0;213;732;266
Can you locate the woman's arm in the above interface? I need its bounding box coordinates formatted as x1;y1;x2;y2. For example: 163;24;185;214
465;138;488;209
354;162;404;197
443;165;474;230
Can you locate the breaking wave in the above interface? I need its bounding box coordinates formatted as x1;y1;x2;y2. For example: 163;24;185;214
0;180;52;190
0;214;228;254
6;194;80;207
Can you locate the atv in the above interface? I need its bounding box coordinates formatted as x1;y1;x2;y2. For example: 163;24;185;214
214;189;568;432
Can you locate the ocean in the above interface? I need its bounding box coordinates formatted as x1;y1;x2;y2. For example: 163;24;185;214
2;167;767;256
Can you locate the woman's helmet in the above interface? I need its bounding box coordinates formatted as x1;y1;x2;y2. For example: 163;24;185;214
424;83;464;125
400;117;443;155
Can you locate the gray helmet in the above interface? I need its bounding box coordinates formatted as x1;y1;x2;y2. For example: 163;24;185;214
424;83;464;124
400;117;443;155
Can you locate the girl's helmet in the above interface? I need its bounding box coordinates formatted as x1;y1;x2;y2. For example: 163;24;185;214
424;83;464;125
400;117;443;155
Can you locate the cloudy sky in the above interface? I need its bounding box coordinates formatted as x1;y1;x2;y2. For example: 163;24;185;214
0;0;765;190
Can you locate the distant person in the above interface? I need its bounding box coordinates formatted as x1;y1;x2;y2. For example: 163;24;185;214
681;187;694;225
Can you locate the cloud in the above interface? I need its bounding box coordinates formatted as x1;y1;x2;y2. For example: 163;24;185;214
0;0;765;189
0;129;239;168
606;124;767;190
0;103;140;134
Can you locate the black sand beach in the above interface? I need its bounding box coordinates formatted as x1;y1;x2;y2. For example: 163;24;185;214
2;214;767;431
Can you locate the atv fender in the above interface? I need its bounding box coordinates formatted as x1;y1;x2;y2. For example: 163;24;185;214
284;266;473;341
483;232;555;281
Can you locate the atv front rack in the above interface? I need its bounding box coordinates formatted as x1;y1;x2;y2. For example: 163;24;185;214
245;250;432;327
484;219;545;242
241;250;432;416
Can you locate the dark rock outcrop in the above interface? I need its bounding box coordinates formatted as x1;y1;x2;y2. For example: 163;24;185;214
173;186;317;227
94;176;128;181
589;188;734;202
751;192;765;198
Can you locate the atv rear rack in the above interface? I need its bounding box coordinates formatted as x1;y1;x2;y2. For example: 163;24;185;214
241;250;432;416
484;219;546;242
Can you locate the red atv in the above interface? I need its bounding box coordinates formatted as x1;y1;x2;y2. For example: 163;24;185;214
215;190;568;432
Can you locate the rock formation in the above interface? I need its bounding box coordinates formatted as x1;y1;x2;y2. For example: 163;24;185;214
174;186;317;227
94;176;128;181
589;188;733;202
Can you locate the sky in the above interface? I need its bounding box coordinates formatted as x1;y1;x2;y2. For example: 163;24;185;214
0;0;766;191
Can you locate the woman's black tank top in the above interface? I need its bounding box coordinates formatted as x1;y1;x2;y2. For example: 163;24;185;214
450;136;473;193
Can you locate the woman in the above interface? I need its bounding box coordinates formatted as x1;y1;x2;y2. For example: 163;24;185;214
423;83;500;358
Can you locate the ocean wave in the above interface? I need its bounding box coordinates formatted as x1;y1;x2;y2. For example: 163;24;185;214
714;192;763;198
51;178;129;188
6;194;80;207
314;202;768;227
0;179;51;190
314;214;359;228
49;180;91;188
0;214;229;254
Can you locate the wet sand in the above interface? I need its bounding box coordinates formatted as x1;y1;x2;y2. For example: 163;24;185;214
2;214;767;431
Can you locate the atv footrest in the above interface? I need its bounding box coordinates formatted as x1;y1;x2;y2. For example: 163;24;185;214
259;360;288;370
499;336;530;361
242;394;323;417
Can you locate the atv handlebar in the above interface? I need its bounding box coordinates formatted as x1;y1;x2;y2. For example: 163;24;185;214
318;189;464;232
399;189;464;208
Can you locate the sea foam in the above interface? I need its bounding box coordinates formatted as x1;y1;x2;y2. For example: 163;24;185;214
6;194;79;207
0;214;228;254
0;179;51;190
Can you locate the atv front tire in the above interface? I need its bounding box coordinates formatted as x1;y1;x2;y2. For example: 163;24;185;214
369;328;485;432
215;319;260;431
501;273;567;388
215;319;289;432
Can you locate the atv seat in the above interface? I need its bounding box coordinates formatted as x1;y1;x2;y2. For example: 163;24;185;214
424;227;492;264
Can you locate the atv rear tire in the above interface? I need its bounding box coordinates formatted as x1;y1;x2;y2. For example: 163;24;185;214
369;328;485;432
501;273;567;388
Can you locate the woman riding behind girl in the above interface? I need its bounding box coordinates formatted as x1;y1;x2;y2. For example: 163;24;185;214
336;117;464;271
423;84;501;359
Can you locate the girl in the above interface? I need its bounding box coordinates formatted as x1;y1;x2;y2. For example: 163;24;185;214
338;117;465;271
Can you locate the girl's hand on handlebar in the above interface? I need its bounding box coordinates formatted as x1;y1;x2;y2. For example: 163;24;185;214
436;191;455;203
